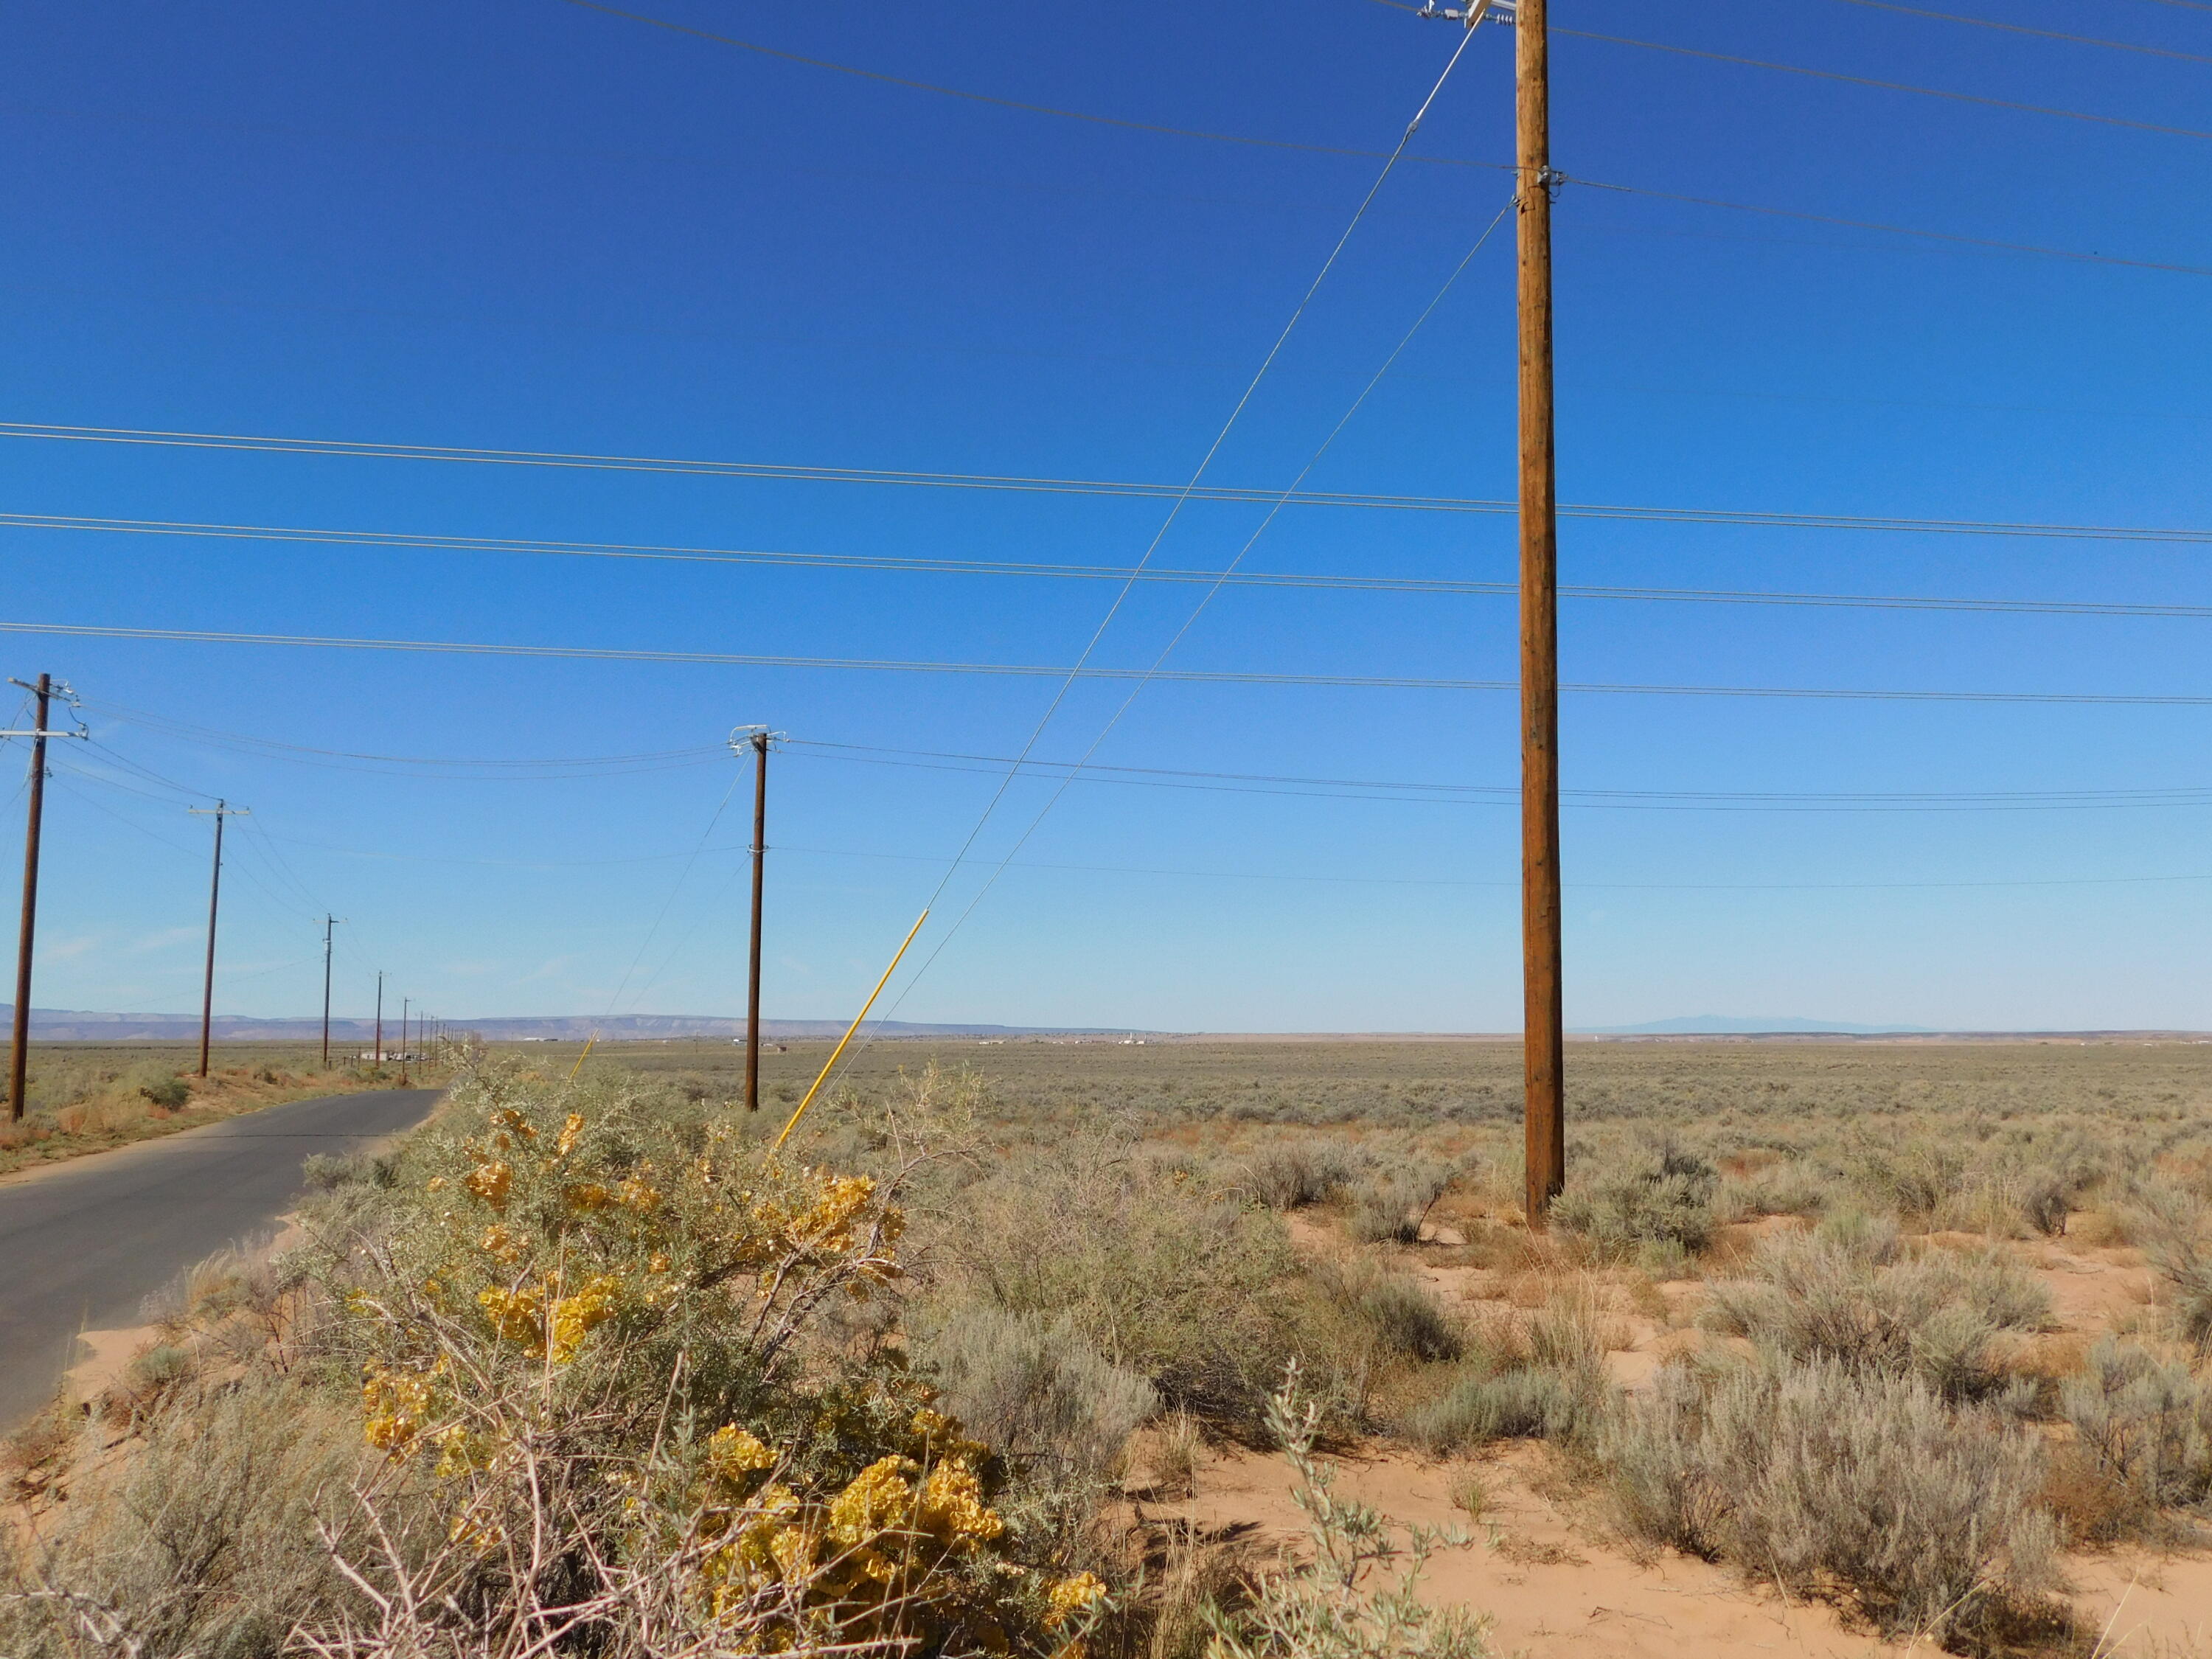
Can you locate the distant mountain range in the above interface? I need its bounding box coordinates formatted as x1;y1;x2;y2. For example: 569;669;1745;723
1574;1015;1938;1036
1;1008;1147;1043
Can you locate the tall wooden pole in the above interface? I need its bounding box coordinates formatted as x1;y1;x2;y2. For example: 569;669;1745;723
195;801;231;1079
8;674;52;1121
1517;0;1565;1223
374;971;383;1068
320;915;338;1069
745;731;768;1111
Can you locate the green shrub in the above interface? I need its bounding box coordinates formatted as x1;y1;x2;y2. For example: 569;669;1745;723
1847;1135;1967;1220
0;1374;363;1659
939;1137;1307;1429
1408;1287;1610;1453
131;1067;191;1111
914;1301;1157;1534
2131;1180;2212;1354
1321;1263;1464;1364
1700;1215;2049;1402
1553;1139;1718;1258
1603;1355;2059;1649
1346;1164;1452;1245
2058;1338;2212;1530
8;1057;1107;1657
1717;1160;1830;1223
1239;1139;1357;1211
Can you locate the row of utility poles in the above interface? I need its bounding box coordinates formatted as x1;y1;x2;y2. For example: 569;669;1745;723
4;676;420;1120
7;0;1572;1208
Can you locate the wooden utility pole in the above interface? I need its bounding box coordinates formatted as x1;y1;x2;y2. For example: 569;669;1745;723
319;914;343;1068
7;675;52;1121
1516;0;1565;1222
374;971;383;1068
189;800;247;1079
745;729;769;1111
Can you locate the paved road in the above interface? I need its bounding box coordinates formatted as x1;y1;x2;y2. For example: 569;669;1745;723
0;1088;440;1428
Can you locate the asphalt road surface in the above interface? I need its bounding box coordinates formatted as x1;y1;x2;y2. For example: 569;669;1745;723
0;1087;440;1429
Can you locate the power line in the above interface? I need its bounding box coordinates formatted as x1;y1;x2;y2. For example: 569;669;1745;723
48;759;326;928
835;27;1489;1077
14;509;2212;619
1557;27;2212;144
771;840;2212;894
551;0;1511;171
7;434;2209;543
782;739;2212;813
602;768;745;1018
15;618;2212;706
78;695;726;778
45;720;2211;817
44;773;201;858
554;0;2211;275
863;29;1486;1013
1565;178;2212;282
884;184;1514;1021
1823;0;2212;63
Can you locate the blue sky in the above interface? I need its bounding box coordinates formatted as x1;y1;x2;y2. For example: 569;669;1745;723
2;0;2208;1032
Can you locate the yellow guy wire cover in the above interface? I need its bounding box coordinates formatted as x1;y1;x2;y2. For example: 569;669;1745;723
773;910;929;1150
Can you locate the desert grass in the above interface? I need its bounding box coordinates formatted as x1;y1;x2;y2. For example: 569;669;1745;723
0;1043;428;1177
9;1038;2212;1657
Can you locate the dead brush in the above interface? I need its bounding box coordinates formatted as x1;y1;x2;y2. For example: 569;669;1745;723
280;1057;1105;1658
2049;1337;2212;1541
4;1058;1114;1659
2129;1180;2212;1355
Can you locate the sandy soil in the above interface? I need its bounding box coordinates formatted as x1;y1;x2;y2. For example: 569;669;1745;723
1227;1211;2212;1658
1164;1431;2211;1657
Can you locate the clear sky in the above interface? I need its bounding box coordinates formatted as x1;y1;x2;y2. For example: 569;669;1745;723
2;0;2208;1033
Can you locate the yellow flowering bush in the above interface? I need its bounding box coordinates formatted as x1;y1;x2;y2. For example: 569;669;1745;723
313;1055;1096;1657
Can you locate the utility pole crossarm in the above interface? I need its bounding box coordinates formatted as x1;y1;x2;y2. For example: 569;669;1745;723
1416;0;1514;27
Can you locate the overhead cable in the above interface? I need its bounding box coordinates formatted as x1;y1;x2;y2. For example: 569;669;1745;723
12;509;2212;616
44;712;2212;813
846;26;1488;1052
551;0;2207;276
1823;0;2212;63
1565;178;2212;280
78;694;726;776
782;739;2212;812
775;841;2212;894
1558;27;2212;143
15;619;2212;706
237;831;2212;889
894;190;1513;977
6;434;2208;543
549;0;1509;170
